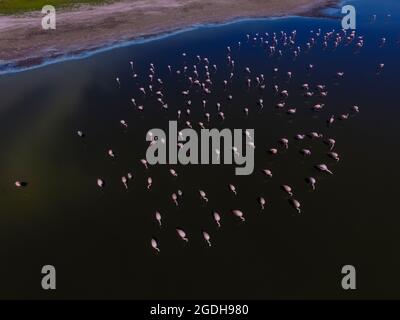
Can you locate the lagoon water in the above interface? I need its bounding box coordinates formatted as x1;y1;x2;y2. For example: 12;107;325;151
0;0;399;298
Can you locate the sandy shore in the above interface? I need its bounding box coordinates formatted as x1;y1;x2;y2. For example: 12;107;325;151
0;0;336;68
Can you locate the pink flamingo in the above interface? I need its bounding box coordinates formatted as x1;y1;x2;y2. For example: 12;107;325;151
176;228;189;242
281;185;293;196
155;211;162;227
97;178;104;189
315;164;333;174
232;209;245;222
121;176;128;190
140;159;149;169
213;211;221;228
229;184;237;195
172;193;179;206
306;177;316;190
262;169;273;178
15;181;28;188
147;177;153;189
289;199;301;213
199;190;209;203
202;231;211;246
258;197;266;210
151;238;160;252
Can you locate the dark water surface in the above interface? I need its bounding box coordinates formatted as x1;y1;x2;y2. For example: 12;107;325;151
0;0;399;299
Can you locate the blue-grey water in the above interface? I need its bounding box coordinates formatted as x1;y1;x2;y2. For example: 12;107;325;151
0;0;399;299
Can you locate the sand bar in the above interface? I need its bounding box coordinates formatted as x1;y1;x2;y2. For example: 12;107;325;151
0;0;336;67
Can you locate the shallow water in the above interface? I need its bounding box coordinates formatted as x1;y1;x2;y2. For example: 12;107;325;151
0;0;399;299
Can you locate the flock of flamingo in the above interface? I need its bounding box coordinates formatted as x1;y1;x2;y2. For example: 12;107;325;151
15;21;388;254
92;27;387;253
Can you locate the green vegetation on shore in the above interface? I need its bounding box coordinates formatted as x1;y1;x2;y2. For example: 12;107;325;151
0;0;111;14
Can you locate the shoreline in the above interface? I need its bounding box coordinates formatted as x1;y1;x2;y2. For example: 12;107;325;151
0;0;339;74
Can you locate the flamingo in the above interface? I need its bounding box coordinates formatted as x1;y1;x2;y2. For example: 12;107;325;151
281;185;293;196
245;130;253;141
140;159;149;169
327;115;335;126
279;138;289;149
320;91;328;97
14;181;28;188
169;169;178;177
108;149;115;159
325;138;336;150
151;238;160;252
199;190;209;203
97;178;104;189
327;152;340;161
232;147;240;157
147;177;153;189
281;90;289;97
232;209;245;222
155;211;162;227
300;149;311;156
262;169;273;178
171;193;179;206
258;197;266;210
315;164;333;174
247;141;255;149
202;231;212;246
308;132;323;139
176;228;189;242
311;104;324;111
121;176;128;190
211;212;221;228
304;91;314;98
301;83;309;90
289;199;301;213
336;72;344;78
77;130;85;138
306;177;317;190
